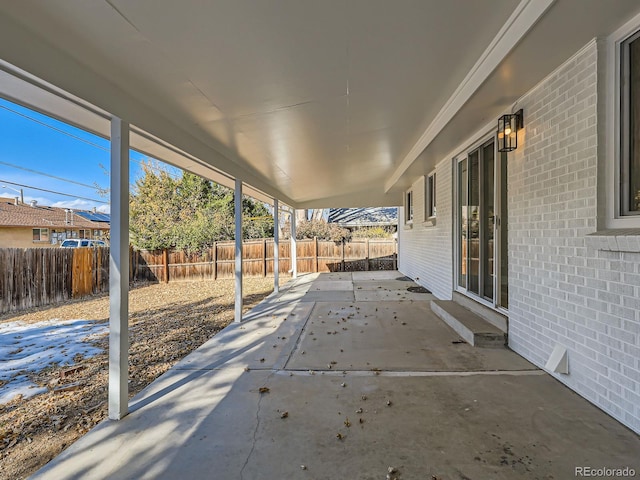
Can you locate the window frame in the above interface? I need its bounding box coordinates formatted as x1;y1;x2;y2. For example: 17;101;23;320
606;12;640;229
405;190;414;224
32;228;49;242
425;171;437;222
620;28;640;216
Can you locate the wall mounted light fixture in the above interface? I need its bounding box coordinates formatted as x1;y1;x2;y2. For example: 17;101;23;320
497;109;523;152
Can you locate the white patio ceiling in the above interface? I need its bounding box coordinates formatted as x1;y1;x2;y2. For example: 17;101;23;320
1;0;639;208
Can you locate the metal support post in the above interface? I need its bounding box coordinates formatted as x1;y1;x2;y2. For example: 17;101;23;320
290;208;297;278
273;199;279;293
234;178;243;322
108;117;130;420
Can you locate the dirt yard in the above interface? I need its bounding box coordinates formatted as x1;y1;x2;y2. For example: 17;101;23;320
0;276;289;480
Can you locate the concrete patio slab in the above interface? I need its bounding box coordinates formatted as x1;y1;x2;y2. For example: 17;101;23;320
311;272;352;281
286;301;535;372
31;271;640;480
354;289;433;302
296;290;355;302
351;271;404;281
174;301;315;371
307;280;353;291
33;368;640;480
353;279;426;291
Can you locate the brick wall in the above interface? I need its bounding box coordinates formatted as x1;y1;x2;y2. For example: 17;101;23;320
398;160;453;300
509;39;640;434
398;38;639;434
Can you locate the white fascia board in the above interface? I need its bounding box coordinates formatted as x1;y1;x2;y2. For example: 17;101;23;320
384;0;555;193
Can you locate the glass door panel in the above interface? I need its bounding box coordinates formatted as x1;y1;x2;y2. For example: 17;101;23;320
482;143;494;301
468;150;480;295
458;159;468;289
457;138;506;309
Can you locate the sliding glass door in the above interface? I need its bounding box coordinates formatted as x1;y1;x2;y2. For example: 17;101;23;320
456;139;507;309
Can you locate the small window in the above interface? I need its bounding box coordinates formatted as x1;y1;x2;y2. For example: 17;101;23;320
405;190;414;223
32;228;49;242
621;29;640;215
426;172;437;219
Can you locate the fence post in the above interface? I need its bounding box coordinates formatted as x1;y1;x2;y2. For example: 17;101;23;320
341;239;345;272
394;238;398;270
163;248;170;283
365;238;370;271
314;236;318;273
263;238;267;277
212;242;217;280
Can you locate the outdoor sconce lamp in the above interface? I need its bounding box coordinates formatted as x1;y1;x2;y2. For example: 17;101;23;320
497;109;523;152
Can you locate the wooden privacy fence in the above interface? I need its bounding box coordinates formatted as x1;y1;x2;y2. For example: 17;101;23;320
0;247;109;314
132;238;398;282
0;238;396;313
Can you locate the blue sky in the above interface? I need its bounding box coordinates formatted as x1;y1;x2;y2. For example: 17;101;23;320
0;98;178;213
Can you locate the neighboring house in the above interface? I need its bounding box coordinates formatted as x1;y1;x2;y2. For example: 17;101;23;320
328;207;398;232
0;197;110;248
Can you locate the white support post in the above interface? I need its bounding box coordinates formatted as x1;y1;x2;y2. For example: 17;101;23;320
290;208;297;278
273;199;279;293
234;178;243;323
109;117;130;420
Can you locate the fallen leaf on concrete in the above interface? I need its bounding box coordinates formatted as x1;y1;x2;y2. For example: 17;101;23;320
336;433;344;440
280;411;288;419
386;400;392;406
344;418;351;427
259;387;270;394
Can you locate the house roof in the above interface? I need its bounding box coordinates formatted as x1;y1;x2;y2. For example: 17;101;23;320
328;208;398;227
0;198;110;229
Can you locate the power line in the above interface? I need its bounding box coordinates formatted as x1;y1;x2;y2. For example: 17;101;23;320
0;103;110;152
0;160;102;190
0;179;108;204
0;101;181;180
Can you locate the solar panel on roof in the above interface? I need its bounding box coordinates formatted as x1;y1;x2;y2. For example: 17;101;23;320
75;211;111;222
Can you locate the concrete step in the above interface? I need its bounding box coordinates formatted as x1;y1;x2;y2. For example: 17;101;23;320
452;291;508;333
431;300;507;348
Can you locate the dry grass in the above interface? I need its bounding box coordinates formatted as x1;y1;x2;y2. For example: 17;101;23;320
0;276;289;480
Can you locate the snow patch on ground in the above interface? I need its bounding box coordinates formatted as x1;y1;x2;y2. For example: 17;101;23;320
0;319;107;404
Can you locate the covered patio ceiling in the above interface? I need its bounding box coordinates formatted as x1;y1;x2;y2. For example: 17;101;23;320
1;0;640;208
